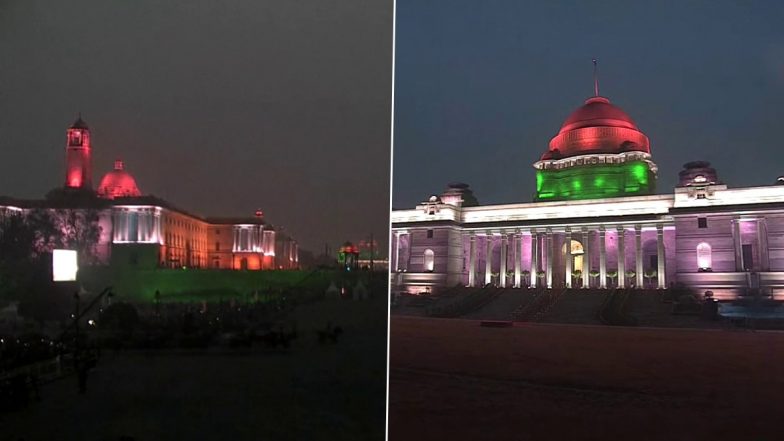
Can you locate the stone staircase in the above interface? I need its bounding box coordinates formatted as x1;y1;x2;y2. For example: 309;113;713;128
535;289;608;324
427;286;504;318
513;288;564;322
462;288;537;321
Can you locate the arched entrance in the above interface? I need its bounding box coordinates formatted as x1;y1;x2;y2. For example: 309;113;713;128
562;239;585;286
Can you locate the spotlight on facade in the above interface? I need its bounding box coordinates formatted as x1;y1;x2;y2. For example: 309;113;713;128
52;249;78;282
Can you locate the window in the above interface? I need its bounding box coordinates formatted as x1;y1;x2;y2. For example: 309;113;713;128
215;242;220;252
742;244;754;271
424;249;435;272
697;217;707;229
427;229;434;238
696;193;706;199
696;242;711;270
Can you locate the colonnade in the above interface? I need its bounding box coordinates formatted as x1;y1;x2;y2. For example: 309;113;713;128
464;224;667;289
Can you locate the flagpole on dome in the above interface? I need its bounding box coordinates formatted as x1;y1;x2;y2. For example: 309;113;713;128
592;58;599;97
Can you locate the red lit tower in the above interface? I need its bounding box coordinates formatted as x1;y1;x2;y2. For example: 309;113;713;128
64;116;92;189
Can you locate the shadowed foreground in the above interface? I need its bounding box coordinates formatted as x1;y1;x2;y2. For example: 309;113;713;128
3;299;387;441
389;316;784;441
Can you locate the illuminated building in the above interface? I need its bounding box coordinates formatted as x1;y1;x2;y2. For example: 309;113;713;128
391;90;784;300
338;242;360;271
0;116;298;272
65;116;92;189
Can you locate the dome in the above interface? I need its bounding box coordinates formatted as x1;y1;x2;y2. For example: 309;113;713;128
97;160;142;199
542;96;650;160
558;96;638;133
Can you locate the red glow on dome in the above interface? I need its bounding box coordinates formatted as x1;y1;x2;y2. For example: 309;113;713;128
558;97;638;133
97;159;142;199
542;96;650;160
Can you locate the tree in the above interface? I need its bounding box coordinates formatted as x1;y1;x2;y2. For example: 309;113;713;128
0;210;58;302
0;208;101;319
51;209;103;265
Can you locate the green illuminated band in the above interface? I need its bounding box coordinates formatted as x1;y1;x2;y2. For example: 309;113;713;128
535;160;655;201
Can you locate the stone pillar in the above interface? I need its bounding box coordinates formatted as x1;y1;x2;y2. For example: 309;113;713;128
732;218;743;271
545;228;553;289
757;218;769;272
530;229;538;288
617;226;626;288
485;235;493;286
657;224;666;289
500;235;508;288
514;232;522;288
635;225;643;288
393;232;401;272
599;226;607;289
564;228;572;288
468;234;477;287
405;232;413;271
582;227;590;288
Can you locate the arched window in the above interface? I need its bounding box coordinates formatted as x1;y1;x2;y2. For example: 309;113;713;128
696;242;712;271
424;249;435;272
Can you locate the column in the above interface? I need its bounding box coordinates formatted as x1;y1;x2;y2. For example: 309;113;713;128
732;218;743;271
757;218;769;272
530;229;538;288
545;228;553;289
393;232;401;271
635;225;643;288
514;232;522;288
468;234;477;287
485;235;493;286
564;228;572;288
656;224;666;289
599;226;607;289
500;235;508;288
405;232;413;271
617;226;626;288
582;227;590;288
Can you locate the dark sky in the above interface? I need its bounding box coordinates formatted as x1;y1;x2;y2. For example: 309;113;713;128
393;0;784;208
0;0;392;254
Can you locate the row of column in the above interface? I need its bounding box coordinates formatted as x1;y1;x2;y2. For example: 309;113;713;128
466;225;666;289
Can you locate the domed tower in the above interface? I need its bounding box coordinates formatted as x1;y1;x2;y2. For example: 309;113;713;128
97;159;142;199
533;74;657;201
64;115;93;189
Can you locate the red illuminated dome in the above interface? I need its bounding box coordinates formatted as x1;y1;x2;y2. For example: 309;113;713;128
542;96;650;160
558;96;638;132
97;159;142;199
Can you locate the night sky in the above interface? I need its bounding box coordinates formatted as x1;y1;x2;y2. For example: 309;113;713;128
393;0;784;208
0;0;392;254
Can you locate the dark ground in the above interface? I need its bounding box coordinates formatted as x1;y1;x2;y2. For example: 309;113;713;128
389;316;784;441
3;298;387;441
